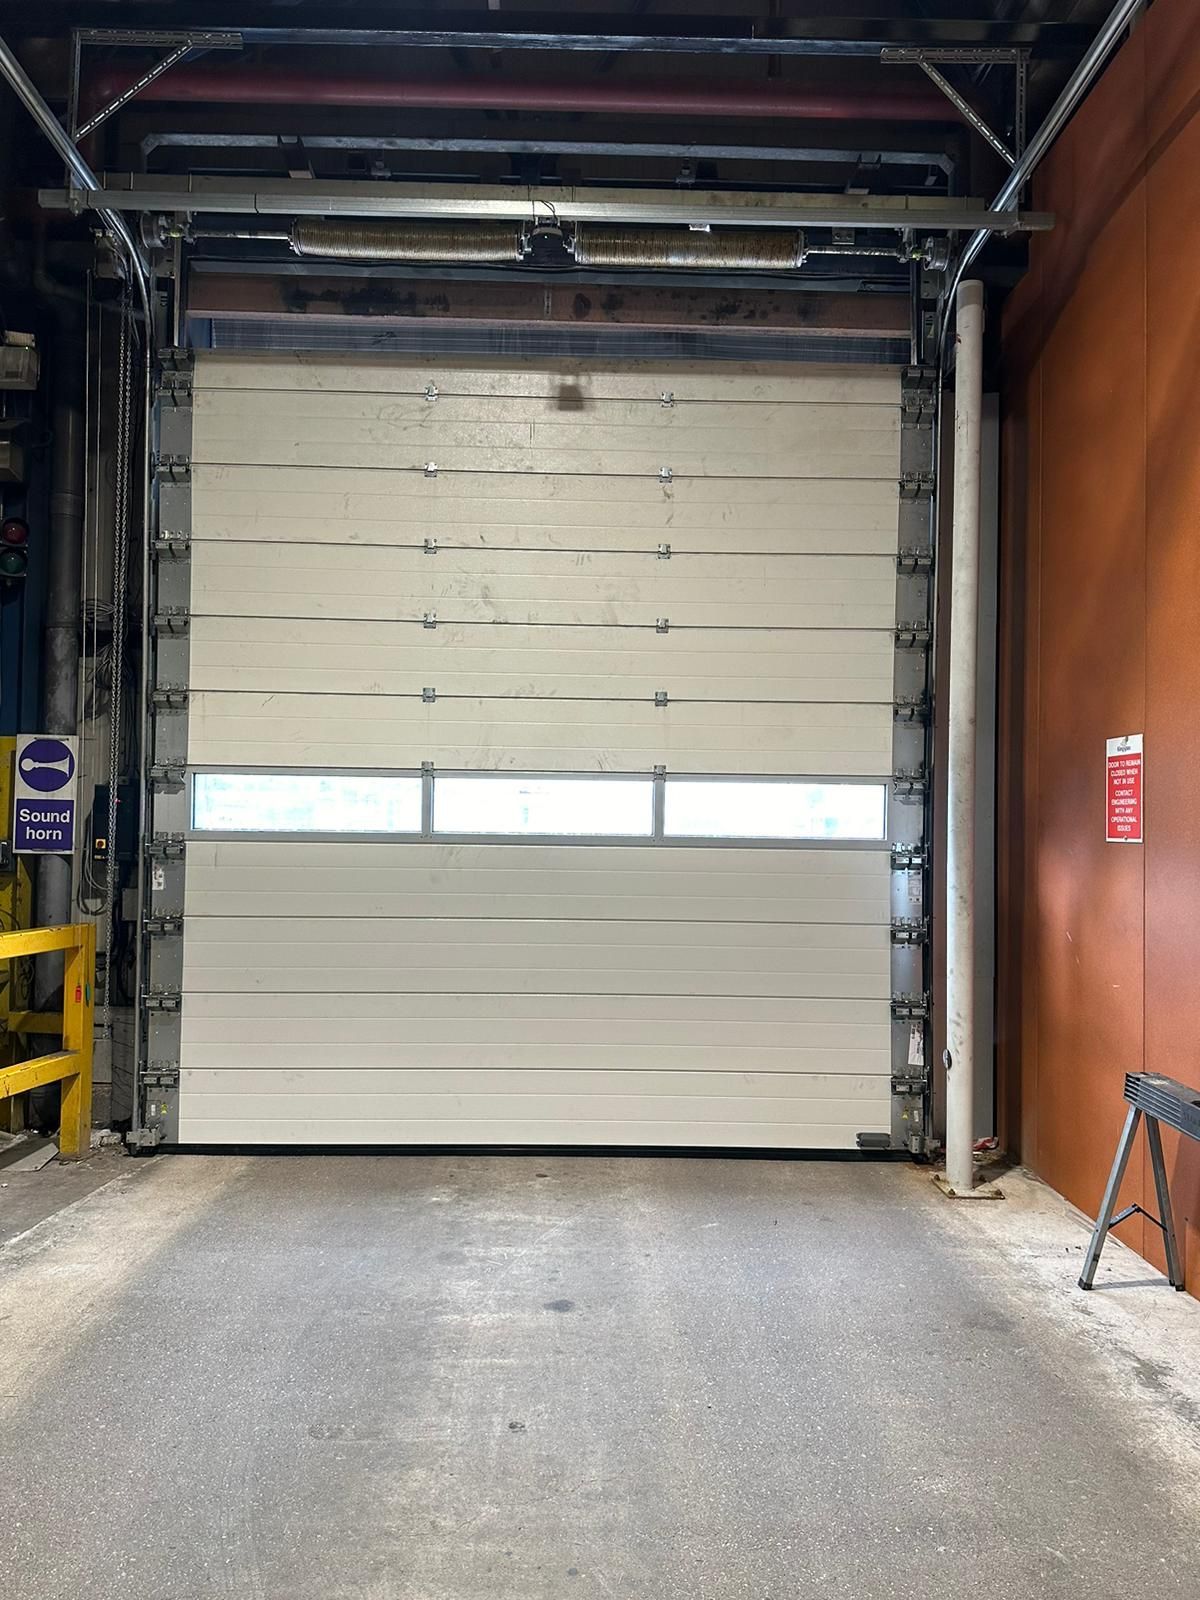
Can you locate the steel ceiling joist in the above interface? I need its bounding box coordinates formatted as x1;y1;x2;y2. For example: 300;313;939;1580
139;133;956;176
65;14;1097;58
74;39;241;140
40;177;1053;235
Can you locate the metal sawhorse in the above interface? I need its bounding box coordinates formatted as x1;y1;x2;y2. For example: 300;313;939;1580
1079;1072;1196;1292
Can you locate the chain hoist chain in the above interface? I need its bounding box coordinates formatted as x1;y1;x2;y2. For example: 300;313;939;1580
103;295;133;1031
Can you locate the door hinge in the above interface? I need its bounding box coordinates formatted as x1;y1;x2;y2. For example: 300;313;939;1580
891;918;929;945
152;607;190;635
894;693;930;724
145;915;183;937
157;379;192;410
891;1072;929;1097
898;470;934;500
422;686;437;703
901;369;936;424
897;546;934;574
158;354;192;392
423;538;438;555
656;543;671;559
142;1061;180;1089
151;686;189;710
890;843;927;871
424;461;438;478
143;989;182;1012
660;390;675;408
147;833;186;861
155;453;191;481
153;533;191;560
892;768;927;801
891;993;930;1021
149;763;186;791
424;382;439;402
658;466;673;483
895;622;931;650
656;617;670;633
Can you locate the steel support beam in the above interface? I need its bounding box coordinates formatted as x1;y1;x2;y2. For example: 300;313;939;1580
60;14;1097;58
39;177;1053;234
139;132;956;175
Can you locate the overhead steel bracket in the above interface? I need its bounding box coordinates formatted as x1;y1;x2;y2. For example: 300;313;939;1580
881;47;1027;168
70;28;244;141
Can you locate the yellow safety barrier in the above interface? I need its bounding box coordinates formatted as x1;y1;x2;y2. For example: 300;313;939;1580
0;924;95;1159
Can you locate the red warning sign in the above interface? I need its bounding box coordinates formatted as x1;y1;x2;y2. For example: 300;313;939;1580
1106;734;1143;844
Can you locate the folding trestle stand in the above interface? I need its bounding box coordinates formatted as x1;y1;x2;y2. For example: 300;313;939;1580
1079;1073;1195;1291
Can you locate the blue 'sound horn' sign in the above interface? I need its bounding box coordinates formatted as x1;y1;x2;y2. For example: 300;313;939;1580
19;737;76;793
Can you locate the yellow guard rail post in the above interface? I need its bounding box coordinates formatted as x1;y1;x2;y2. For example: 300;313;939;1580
0;924;95;1159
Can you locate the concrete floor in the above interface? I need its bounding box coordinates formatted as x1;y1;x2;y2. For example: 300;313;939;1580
2;1154;1200;1600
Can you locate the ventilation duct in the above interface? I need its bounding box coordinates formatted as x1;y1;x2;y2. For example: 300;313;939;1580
289;220;528;262
571;227;808;270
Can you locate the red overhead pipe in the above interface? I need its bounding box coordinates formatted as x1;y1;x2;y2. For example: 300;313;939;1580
87;65;955;123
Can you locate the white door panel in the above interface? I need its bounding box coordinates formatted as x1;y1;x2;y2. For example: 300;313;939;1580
177;352;906;1148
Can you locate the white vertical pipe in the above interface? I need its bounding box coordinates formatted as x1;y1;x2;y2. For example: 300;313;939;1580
945;279;985;1194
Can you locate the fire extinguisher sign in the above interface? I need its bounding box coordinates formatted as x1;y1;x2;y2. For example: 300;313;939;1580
1105;733;1143;844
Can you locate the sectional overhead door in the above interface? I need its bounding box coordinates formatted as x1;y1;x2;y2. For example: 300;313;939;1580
144;352;930;1148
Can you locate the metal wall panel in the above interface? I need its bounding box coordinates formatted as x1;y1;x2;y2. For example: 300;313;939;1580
162;352;923;1150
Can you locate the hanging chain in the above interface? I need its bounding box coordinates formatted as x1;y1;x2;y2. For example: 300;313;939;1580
103;294;133;1031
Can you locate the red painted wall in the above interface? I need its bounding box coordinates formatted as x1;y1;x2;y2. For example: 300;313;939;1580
998;0;1200;1290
